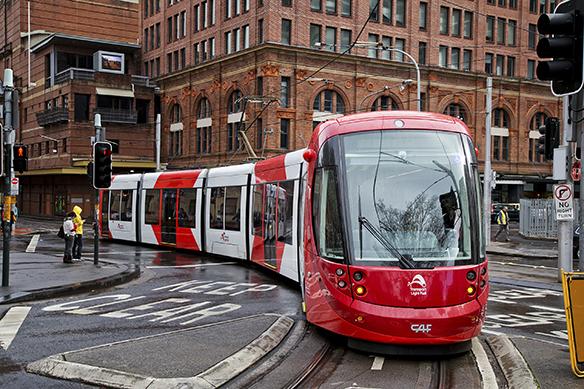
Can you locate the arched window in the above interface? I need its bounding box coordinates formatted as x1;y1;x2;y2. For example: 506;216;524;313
529;112;548;163
313;90;346;128
371;96;399;111
492;108;511;161
443;103;467;123
169;104;183;156
197;98;212;154
171;104;182;123
227;90;244;151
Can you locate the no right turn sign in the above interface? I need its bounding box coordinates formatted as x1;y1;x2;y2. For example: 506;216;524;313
554;184;574;221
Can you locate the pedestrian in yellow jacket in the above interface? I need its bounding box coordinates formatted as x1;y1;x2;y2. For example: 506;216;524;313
72;205;84;260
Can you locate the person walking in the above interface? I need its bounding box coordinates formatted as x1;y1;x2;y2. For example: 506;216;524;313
494;206;511;242
63;212;77;263
72;205;84;260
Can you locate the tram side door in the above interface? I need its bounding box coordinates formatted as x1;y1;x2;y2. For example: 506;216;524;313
162;189;176;244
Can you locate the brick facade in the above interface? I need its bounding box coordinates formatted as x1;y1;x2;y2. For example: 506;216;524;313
0;0;155;217
146;0;560;201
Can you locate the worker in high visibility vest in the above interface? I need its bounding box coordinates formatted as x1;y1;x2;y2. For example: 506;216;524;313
494;206;510;242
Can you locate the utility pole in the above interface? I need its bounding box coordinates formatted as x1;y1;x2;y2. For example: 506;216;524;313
483;77;493;245
558;95;574;278
578;92;584;272
93;114;102;266
2;69;14;287
155;113;161;171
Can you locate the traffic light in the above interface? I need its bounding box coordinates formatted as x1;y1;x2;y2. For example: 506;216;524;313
13;144;28;173
93;142;112;189
536;0;584;96
537;117;561;160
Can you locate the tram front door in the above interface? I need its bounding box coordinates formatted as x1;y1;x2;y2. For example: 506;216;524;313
162;189;176;244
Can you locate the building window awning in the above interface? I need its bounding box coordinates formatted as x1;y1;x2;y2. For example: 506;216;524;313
96;87;134;98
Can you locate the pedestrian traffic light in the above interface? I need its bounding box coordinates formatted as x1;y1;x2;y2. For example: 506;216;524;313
537;117;561;160
13;144;28;173
93;142;112;189
536;0;584;96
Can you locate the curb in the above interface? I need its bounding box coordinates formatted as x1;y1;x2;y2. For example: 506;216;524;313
26;314;294;389
0;261;141;305
486;334;538;389
486;248;556;260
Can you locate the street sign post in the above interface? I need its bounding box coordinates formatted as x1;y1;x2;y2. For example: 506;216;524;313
554;183;574;220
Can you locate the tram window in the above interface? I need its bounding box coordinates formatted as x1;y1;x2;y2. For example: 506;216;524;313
178;189;196;228
264;183;277;246
210;187;225;229
110;190;121;221
313;169;344;261
144;190;160;225
278;180;294;245
224;186;241;231
121;190;133;222
253;185;264;237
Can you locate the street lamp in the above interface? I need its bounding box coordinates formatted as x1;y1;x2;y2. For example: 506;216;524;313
40;134;58;153
353;42;422;112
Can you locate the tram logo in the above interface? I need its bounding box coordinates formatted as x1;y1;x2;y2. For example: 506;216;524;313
411;324;432;334
407;274;427;296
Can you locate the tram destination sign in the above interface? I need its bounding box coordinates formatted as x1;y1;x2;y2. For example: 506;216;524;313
554;184;574;221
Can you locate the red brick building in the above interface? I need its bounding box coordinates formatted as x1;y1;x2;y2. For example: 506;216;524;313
0;0;157;217
144;0;561;202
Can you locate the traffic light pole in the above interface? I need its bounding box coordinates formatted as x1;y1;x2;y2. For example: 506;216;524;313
93;114;102;266
1;69;14;287
577;91;584;272
558;96;574;279
483;77;493;245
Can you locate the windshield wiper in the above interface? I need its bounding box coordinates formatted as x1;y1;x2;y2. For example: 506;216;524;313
358;215;415;269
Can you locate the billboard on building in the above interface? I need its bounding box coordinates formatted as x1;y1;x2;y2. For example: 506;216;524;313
94;51;125;74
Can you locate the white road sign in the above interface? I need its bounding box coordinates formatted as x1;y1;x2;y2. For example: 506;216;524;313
554;184;574;221
10;177;19;196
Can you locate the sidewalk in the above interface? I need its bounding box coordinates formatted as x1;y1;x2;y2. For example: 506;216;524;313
488;223;558;259
0;215;137;304
0;252;140;304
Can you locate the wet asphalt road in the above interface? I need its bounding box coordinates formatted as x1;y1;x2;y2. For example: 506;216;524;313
0;234;570;388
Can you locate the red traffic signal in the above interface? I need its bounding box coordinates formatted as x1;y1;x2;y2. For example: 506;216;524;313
93;142;112;189
13;144;28;173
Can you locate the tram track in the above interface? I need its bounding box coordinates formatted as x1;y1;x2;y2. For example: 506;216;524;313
283;342;334;389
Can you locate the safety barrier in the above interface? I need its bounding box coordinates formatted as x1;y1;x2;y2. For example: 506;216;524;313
519;198;580;238
561;271;584;378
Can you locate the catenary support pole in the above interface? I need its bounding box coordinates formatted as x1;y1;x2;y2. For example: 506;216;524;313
2;69;14;287
483;77;493;245
155;113;161;171
93;114;102;266
577;90;584;272
558;95;574;279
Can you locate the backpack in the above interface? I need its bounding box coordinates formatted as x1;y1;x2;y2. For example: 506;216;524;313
57;226;65;239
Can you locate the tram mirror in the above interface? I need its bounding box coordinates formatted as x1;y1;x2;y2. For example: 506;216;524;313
439;189;459;229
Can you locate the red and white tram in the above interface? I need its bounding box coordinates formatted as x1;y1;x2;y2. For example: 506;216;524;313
99;111;488;354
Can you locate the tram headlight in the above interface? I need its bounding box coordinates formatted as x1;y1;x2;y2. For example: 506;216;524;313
481;267;487;276
467;285;476;295
353;272;363;281
338;280;347;288
466;270;477;281
335;268;345;276
355;285;367;296
480;279;486;289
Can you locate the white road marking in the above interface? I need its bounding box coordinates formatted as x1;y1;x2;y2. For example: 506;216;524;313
146;262;238;269
0;306;31;350
471;338;499;389
529;305;565;313
490;260;555;270
25;234;40;253
481;328;504;336
370;356;384;370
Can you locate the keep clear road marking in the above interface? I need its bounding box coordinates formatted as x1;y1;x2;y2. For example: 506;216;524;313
25;234;40;253
370;356;385;370
0;306;31;350
146;262;239;269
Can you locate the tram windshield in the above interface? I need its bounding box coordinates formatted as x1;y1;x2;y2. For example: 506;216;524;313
341;130;476;267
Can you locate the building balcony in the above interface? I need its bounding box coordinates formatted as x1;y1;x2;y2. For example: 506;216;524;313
131;75;156;88
54;68;96;84
94;108;137;124
36;107;69;127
